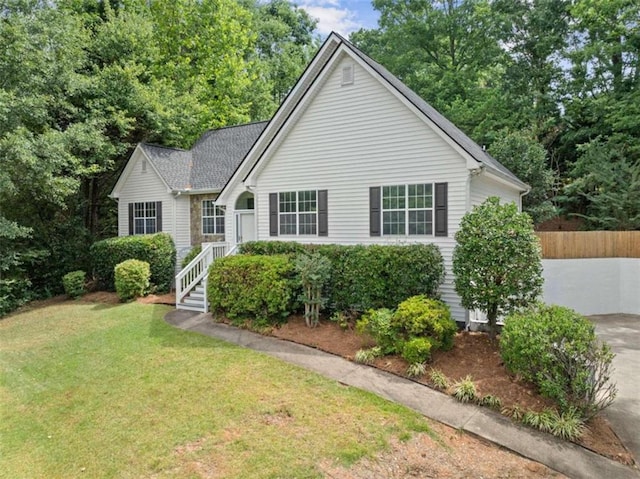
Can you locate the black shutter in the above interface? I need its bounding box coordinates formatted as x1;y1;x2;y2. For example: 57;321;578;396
434;182;448;237
318;190;328;236
156;201;162;232
370;187;381;236
269;193;278;236
128;203;134;235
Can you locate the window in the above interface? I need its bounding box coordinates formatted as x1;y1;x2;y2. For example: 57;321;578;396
202;200;225;235
133;202;157;234
382;184;433;235
279;190;317;235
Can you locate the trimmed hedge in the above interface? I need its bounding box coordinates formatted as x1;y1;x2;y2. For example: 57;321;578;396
90;233;176;292
207;254;297;327
239;241;445;312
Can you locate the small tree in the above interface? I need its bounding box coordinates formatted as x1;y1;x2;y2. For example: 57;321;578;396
453;197;543;339
295;253;331;327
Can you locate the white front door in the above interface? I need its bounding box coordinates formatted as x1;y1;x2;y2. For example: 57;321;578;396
236;212;255;244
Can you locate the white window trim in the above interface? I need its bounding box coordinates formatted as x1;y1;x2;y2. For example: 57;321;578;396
278;190;318;236
381;183;434;236
133;202;157;235
202;200;225;235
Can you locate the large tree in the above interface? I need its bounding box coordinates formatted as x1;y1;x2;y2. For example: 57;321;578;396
453;197;543;339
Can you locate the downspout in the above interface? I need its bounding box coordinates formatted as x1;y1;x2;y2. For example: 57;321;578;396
519;187;531;212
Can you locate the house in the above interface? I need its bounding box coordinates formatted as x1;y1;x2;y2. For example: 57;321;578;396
109;121;268;258
111;32;528;325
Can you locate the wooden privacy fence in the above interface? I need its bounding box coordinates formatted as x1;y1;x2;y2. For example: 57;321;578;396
535;231;640;259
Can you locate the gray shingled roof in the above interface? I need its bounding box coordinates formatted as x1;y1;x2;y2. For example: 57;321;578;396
141;121;268;191
334;33;528;190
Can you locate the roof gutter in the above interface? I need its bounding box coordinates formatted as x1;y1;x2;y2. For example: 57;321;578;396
170;188;222;196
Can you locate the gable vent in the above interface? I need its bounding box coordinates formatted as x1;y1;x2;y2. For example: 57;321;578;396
141;159;147;173
341;64;354;86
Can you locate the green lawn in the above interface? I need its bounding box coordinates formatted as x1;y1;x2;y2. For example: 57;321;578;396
0;300;434;478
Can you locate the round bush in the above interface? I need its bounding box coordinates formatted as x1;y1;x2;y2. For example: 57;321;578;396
401;337;433;364
114;259;150;302
62;270;86;299
391;295;457;351
500;303;616;417
356;308;397;355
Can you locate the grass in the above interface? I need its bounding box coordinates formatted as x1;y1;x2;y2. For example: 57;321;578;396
0;300;434;478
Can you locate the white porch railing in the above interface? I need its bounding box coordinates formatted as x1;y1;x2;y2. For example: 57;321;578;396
176;242;227;312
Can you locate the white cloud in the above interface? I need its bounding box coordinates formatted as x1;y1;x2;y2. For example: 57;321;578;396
300;2;361;37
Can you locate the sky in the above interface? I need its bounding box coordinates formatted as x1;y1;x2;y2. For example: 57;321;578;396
298;0;380;38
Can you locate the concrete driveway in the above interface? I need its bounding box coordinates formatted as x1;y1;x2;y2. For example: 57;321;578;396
591;314;640;463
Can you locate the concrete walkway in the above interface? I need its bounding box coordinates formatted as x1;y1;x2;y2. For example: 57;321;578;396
165;310;639;479
591;314;640;464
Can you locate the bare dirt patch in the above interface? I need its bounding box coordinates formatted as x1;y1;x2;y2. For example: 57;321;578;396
272;314;635;467
320;420;566;479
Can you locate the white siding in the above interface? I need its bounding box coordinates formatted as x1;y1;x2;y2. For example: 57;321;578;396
249;55;473;321
173;195;191;262
116;149;191;266
470;173;521;208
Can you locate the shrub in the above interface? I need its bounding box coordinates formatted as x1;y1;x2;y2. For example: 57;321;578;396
62;270;86;299
207;254;296;327
180;245;202;269
501;304;617;419
317;243;445;312
401;337;433;365
406;362;427;378
239;241;306;256
354;347;382;364
295;253;331;327
356;308;398;355
0;278;32;317
429;369;450;390
478;395;502;410
453;197;543;339
453;376;478;403
91;233;176;292
114;259;150;302
390;296;457;351
238;241;445;312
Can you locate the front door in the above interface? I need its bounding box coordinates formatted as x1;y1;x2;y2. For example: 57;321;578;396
236;212;255;244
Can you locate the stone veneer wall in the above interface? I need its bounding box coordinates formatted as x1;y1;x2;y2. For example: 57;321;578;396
190;193;225;246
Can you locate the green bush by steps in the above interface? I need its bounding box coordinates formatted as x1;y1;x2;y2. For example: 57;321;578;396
239;241;445;313
90;233;176;292
114;259;150;302
207;254;297;328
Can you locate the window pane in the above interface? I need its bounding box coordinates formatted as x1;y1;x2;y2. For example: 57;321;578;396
279;213;296;235
299;213;317;235
408;183;432;209
202;200;214;217
279;192;296;213
383;211;405;235
298;190;316;212
145;202;156;217
134;218;145;235
134;203;144;218
383;185;405;210
203;217;215;234
216;217;225;234
146;218;156;234
409;210;432;235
